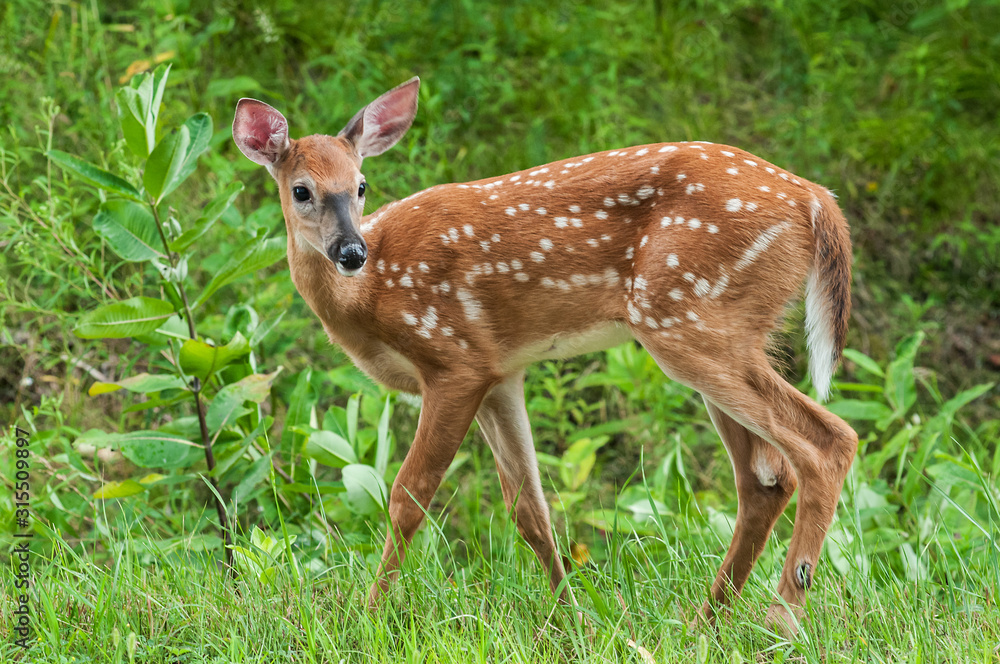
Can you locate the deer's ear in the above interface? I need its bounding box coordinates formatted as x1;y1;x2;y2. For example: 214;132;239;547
339;77;419;158
233;98;290;169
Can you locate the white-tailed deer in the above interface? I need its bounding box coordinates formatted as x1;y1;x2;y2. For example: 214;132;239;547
233;77;858;632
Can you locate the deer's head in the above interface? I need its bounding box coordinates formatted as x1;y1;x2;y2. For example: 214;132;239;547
232;77;420;276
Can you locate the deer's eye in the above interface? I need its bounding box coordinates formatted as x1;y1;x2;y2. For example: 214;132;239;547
358;182;367;197
292;186;310;202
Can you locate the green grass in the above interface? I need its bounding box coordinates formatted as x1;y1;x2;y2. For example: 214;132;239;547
2;1;1000;661
4;463;999;663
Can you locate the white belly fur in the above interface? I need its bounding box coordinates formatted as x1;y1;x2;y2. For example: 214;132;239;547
502;321;633;373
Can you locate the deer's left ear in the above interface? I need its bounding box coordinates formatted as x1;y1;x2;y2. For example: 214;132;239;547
233;98;290;171
339;77;420;158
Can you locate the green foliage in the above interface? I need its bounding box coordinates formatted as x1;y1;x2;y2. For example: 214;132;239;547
1;1;999;657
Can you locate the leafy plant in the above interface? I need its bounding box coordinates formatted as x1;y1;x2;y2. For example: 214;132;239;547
50;65;287;567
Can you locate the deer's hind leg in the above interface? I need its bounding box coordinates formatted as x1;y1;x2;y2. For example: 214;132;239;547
699;398;797;622
476;372;569;599
634;330;856;634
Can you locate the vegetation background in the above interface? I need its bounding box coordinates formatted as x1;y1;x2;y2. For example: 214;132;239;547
1;0;998;662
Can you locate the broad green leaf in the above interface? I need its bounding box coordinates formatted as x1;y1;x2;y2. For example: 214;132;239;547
194;229;287;307
170;181;244;252
88;372;188;396
249;310;285;347
342;463;387;516
827;399;893;421
117;86;150;157
304;431;357;468
148;64;171;142
93;480;146;499
885;331;923;414
47;150;142;201
165;113;213;198
374;396;392;476
75;429;199;469
206;370;281;433
74;296;175;339
211;417;269;479
250;526;277;555
144;124;191;203
842;348;885;378
92;199;164;262
559;436;610;491
345;396;360;453
179;332;251;381
232;453;272;504
138;473;167;485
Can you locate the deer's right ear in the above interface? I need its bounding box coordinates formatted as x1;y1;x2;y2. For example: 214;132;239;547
233;98;290;171
339;77;420;158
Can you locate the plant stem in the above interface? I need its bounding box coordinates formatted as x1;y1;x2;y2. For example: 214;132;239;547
151;202;234;573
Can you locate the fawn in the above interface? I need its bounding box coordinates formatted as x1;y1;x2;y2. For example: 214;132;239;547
233;77;858;632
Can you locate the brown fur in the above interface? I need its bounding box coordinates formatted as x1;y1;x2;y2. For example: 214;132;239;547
244;105;857;632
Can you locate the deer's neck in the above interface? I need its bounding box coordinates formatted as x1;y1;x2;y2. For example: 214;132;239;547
286;230;375;347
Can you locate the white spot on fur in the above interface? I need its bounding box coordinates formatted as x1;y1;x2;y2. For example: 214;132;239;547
688;218;701;229
666;254;678;268
725;198;742;212
496;262;509;273
456;288;482;321
708;224;719;234
399;274;414;287
637;185;655;199
650;166;660;174
604;197;616;207
569;205;581;213
727;167;738;175
505;207;516;216
463;224;475;237
514;272;529;281
720;150;734;157
510;259;522;270
595;210;608;220
530;251;545;262
735;222;790;271
640;235;649;248
659;145;678;153
536;207;547;215
625;246;634;259
540;238;554;251
669;288;683;301
402;312;418;326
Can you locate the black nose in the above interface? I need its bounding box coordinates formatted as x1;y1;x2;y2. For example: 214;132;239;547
333;242;367;271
